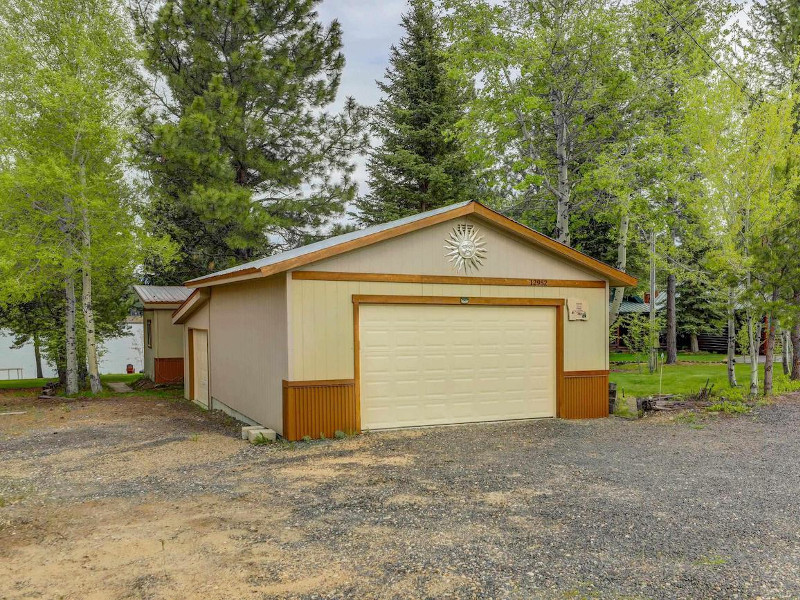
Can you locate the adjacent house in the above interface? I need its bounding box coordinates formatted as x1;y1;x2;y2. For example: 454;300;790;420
133;285;192;383
171;201;637;439
609;292;666;351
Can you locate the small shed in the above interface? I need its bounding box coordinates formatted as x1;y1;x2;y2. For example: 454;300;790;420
172;201;637;439
133;285;192;384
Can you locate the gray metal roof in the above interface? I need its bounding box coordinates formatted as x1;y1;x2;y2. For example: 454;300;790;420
618;291;667;314
185;201;472;284
133;285;193;304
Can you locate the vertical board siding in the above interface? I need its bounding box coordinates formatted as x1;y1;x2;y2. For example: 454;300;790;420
283;380;357;441
561;371;609;419
154;358;184;384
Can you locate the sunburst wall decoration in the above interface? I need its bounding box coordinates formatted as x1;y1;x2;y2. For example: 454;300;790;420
444;224;487;273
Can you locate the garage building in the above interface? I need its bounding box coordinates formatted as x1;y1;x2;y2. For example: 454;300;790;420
133;285;192;383
172;201;636;439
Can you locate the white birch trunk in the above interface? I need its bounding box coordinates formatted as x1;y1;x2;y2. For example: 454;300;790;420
63;198;79;394
608;212;629;325
746;311;760;397
553;91;570;245
727;288;738;387
81;196;102;394
648;231;657;374
783;329;791;376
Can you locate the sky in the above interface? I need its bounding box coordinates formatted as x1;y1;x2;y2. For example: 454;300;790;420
317;0;408;108
316;0;408;193
315;0;752;197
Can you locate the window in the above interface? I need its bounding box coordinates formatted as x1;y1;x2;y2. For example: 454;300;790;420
146;319;152;348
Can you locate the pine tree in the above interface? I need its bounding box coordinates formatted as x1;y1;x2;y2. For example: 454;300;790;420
133;0;369;283
355;0;474;226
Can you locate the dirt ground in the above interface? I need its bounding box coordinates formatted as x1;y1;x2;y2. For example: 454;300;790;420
2;388;800;600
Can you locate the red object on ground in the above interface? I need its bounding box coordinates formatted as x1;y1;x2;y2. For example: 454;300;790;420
126;364;134;374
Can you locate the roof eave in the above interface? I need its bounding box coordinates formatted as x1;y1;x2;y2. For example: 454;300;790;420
184;201;638;289
142;302;184;310
172;288;210;324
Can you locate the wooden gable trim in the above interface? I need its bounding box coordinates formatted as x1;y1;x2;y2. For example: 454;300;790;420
292;271;606;288
186;202;637;288
470;203;637;287
172;288;210;324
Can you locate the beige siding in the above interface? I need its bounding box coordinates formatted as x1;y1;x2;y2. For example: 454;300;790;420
155;310;183;358
208;276;288;434
145;309;184;382
288;279;608;380
143;309;155;380
299;216;600;281
182;302;209;400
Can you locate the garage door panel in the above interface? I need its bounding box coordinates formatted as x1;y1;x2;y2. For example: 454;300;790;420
360;304;556;429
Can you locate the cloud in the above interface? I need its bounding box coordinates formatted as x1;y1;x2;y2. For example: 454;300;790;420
318;0;407;108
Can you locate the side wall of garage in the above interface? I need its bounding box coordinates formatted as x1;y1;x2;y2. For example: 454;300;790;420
183;302;209;401
207;275;288;434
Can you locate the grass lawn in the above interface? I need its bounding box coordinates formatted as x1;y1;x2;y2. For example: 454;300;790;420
0;373;142;390
610;352;727;363
609;361;799;399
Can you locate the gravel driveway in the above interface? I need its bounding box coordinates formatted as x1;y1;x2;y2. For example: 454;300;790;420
1;390;799;599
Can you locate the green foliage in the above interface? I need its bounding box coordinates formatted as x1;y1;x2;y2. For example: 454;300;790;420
334;430;347;439
445;0;635;244
133;0;370;283
0;0;171;386
749;0;800;88
619;313;665;372
355;0;475;226
250;432;274;446
706;400;752;414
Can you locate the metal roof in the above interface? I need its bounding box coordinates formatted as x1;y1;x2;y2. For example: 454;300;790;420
185;201;473;285
618;292;667;314
133;285;193;305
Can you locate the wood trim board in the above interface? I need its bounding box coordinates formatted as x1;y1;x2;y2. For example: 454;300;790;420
293;271;606;288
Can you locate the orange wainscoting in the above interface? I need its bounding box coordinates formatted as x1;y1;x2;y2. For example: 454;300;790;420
560;370;610;419
282;379;358;441
154;358;184;384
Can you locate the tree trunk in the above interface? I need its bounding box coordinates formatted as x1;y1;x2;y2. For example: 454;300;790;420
648;231;657;374
62;189;79;395
764;291;779;395
747;311;760;397
782;329;790;376
792;321;800;380
80;162;102;394
552;91;570;245
33;333;44;379
666;273;677;364
727;288;738;387
792;290;800;380
64;273;78;394
690;333;699;353
81;221;102;394
608;212;629;326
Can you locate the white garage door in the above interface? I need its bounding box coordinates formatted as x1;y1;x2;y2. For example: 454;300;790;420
359;303;556;429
